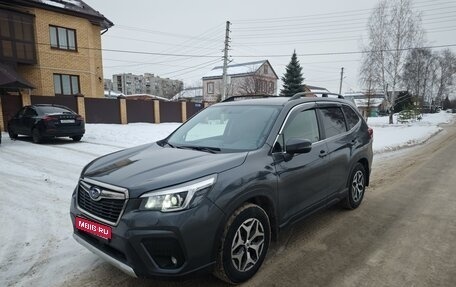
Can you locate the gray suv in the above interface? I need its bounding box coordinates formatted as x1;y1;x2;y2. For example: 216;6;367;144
70;93;373;284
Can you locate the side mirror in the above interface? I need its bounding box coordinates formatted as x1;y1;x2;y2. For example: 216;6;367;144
286;138;312;154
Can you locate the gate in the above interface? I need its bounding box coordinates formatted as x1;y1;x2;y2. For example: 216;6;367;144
1;94;22;129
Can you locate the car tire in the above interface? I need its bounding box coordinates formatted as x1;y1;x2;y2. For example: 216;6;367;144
8;128;18;140
343;162;366;209
32;128;42;144
214;203;270;284
71;135;82;142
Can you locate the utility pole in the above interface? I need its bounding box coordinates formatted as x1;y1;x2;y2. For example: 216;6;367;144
221;21;231;101
338;67;344;95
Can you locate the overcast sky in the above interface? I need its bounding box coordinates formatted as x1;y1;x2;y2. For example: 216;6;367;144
84;0;456;94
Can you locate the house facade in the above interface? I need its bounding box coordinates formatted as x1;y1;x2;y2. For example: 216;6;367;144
0;0;113;97
202;60;278;102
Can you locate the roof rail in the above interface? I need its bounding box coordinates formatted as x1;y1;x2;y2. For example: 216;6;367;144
222;95;275;102
288;92;344;101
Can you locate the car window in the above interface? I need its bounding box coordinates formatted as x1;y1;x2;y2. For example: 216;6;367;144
168;105;280;151
283;109;320;144
16;107;26;118
342;105;360;130
36;106;74;114
24;108;37;117
319;107;347;138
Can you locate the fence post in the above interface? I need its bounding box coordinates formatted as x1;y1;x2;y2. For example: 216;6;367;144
21;89;31;106
119;97;127;124
181;101;187;122
153;100;160;124
75;94;86;119
0;96;4;132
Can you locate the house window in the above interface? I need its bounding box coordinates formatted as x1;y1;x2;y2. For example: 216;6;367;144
53;74;80;95
264;65;268;74
268;82;274;94
0;9;36;64
49;25;77;51
207;82;214;94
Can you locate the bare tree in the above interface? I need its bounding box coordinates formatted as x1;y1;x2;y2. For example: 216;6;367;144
359;48;382;120
237;75;273;96
362;0;424;123
402;48;437;109
434;49;456;105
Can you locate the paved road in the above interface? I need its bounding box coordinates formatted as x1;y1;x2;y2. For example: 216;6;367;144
59;123;456;287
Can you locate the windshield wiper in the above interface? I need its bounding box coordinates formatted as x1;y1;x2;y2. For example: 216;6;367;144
176;145;221;154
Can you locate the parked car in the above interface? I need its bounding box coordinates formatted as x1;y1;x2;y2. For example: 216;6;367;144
8;104;85;143
70;93;373;284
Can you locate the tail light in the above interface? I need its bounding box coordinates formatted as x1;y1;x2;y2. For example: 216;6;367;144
43;115;57;121
368;127;373;140
76;115;84;121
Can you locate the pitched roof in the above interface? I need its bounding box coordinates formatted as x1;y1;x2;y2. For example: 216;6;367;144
5;0;113;29
203;60;273;79
0;63;35;89
173;87;203;100
305;85;328;91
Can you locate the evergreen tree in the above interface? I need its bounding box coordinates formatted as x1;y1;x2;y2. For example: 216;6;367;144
280;51;304;97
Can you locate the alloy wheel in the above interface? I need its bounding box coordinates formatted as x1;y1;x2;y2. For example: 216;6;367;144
351;170;365;202
231;218;265;272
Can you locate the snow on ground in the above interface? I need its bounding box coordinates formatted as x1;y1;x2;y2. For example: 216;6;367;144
367;111;455;153
0;112;454;287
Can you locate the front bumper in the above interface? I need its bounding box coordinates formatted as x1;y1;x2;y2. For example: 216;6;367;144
70;189;225;278
73;233;137;277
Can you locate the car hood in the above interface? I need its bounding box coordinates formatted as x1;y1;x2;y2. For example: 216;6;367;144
82;143;247;198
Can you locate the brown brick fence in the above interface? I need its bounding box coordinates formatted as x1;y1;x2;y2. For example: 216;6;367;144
0;93;208;131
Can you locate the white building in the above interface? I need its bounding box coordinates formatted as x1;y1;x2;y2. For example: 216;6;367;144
202;60;279;102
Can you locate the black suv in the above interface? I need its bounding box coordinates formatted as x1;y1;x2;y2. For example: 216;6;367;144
70;93;373;284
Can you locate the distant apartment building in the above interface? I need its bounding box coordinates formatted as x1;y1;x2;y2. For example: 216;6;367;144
112;73;183;99
104;78;113;91
0;0;113;97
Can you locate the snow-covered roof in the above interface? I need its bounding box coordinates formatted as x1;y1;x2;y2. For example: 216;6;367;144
23;0;113;29
125;94;170;101
104;90;124;98
172;87;203;100
203;60;267;79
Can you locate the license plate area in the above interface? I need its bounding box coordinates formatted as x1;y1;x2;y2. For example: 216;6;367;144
75;216;112;240
61;119;75;124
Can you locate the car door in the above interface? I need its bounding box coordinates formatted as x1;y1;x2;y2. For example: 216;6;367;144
316;103;351;196
273;103;331;223
9;107;26;135
21;107;37;135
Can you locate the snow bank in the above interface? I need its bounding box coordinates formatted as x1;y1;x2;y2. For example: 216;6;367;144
367;111;455;153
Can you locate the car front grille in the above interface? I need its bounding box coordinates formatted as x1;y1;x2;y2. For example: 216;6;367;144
77;179;128;226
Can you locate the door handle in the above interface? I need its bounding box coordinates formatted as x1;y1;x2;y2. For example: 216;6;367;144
319;150;327;158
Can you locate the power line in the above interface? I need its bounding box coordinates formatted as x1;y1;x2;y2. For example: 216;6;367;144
232;44;456;58
232;0;456;23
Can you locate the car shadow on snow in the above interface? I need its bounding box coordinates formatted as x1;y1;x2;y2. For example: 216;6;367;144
10;136;83;145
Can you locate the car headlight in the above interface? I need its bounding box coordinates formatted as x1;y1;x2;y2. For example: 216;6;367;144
140;174;217;212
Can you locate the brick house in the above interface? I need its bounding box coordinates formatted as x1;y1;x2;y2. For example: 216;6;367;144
202;60;278;102
0;0;113;98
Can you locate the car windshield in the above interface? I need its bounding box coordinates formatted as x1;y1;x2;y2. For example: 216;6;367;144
167;105;281;152
36;106;74;114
